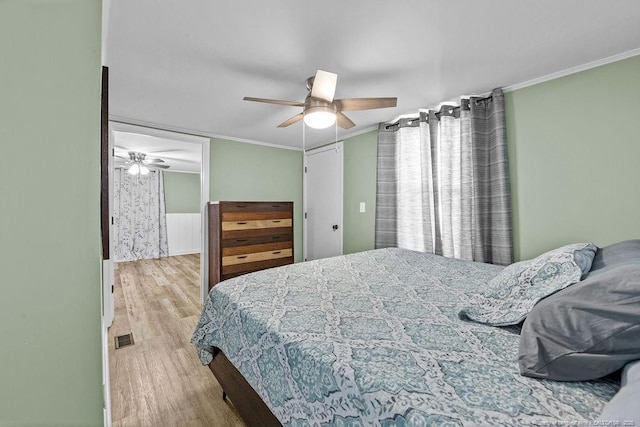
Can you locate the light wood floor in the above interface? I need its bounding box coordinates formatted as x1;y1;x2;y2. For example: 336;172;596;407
109;254;245;427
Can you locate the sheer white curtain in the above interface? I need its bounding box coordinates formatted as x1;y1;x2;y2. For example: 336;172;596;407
375;89;512;265
113;168;169;262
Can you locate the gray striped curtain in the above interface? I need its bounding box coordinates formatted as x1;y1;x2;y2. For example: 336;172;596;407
375;88;512;265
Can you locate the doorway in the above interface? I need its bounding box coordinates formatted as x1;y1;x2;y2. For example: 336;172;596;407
304;142;344;261
104;122;210;424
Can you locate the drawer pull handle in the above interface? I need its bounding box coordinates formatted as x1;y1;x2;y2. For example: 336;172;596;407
237;255;248;259
236;239;247;242
271;236;281;240
236;205;247;208
271;205;280;207
272;251;281;255
272;220;281;223
237;222;248;225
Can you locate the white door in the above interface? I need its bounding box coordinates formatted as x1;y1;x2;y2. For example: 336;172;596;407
304;142;343;261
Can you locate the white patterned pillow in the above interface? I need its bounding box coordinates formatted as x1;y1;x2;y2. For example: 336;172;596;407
459;243;597;326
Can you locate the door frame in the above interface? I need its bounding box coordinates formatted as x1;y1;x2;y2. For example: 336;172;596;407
107;121;211;304
303;141;344;261
103;121;209;425
100;66;112;427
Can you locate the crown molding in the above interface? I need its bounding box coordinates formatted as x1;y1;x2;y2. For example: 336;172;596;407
108;115;302;152
504;48;640;93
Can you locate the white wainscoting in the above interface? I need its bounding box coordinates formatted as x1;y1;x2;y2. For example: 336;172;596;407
166;213;201;256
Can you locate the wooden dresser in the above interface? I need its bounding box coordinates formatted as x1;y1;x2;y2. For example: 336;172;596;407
208;201;294;290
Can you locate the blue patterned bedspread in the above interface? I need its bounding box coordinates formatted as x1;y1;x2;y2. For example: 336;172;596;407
192;248;618;426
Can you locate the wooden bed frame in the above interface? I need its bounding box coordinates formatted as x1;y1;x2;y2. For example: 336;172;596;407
208;347;281;427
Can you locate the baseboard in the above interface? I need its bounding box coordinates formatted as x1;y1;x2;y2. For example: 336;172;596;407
168;249;201;257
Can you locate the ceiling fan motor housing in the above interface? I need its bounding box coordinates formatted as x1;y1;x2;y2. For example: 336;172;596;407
128;151;146;162
305;96;336;113
305;76;315;91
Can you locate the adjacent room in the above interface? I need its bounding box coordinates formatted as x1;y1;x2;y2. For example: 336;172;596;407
2;1;640;426
106;126;212;425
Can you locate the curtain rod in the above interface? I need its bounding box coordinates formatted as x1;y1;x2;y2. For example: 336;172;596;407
383;92;495;128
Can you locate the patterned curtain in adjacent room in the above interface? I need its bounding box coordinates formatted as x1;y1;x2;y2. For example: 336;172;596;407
375;88;512;265
113;168;169;262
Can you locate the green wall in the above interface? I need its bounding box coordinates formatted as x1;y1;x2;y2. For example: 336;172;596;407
209;138;304;262
343;131;378;254
0;1;104;425
164;171;201;213
210;132;376;260
506;55;640;261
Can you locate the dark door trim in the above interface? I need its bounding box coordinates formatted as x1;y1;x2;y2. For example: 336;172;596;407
101;66;109;260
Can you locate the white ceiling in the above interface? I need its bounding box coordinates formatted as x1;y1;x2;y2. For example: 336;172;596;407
104;0;640;150
113;131;202;173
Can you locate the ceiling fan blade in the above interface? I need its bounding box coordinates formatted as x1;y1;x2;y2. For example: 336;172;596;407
243;97;304;107
148;164;170;169
334;97;397;111
277;113;304;128
336;112;356;129
145;158;164;163
146;149;187;155
114;154;130;160
310;70;337;102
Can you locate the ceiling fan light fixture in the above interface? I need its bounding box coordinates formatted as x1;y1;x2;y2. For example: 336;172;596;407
304;106;336;129
139;165;150;175
128;163;140;175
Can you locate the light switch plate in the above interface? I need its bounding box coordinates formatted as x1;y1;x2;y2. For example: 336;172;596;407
359;202;366;213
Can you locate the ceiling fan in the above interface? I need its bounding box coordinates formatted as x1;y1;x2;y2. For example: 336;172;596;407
115;151;170;176
243;70;397;130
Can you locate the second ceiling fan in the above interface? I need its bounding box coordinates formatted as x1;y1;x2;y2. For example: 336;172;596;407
115;151;170;176
244;70;397;130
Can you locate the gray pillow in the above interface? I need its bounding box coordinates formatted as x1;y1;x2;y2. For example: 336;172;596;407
599;359;640;423
459;243;597;326
519;239;640;381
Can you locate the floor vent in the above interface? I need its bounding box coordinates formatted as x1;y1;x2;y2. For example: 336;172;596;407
115;333;135;349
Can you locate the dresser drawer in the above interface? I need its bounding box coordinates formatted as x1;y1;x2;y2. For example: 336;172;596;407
222;218;292;231
222;241;291;257
222;248;293;267
222;227;292;241
221;257;293;280
220;202;292;213
222;233;292;248
222;211;291;221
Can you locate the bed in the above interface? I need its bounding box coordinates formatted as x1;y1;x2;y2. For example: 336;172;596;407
192;244;640;426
